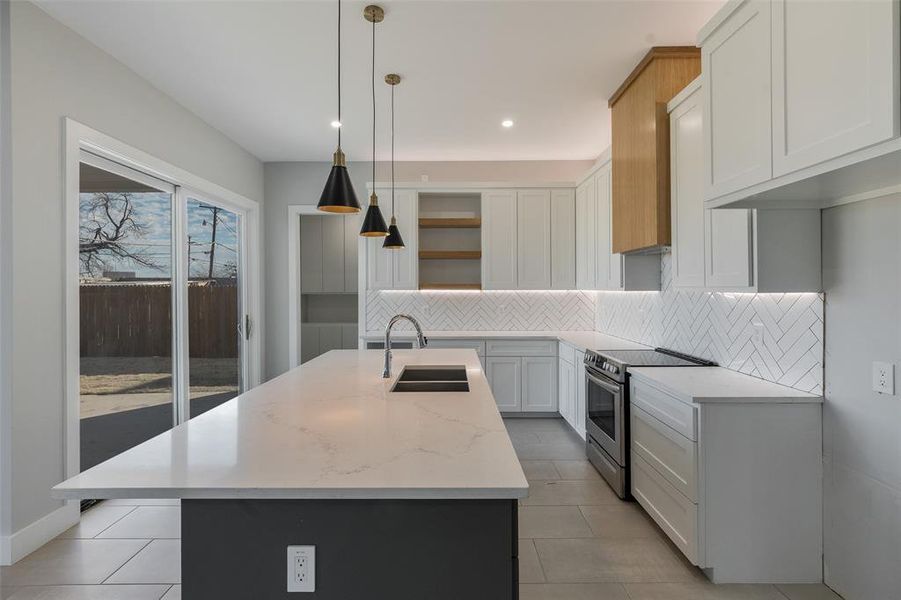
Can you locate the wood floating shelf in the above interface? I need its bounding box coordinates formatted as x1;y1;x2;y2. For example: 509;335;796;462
418;283;482;291
418;218;482;229
418;250;482;260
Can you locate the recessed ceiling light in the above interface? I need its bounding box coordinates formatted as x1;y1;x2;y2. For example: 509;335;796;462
501;119;514;128
331;120;342;128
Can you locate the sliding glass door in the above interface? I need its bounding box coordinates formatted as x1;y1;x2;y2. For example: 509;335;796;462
78;155;177;471
77;152;250;472
185;197;245;419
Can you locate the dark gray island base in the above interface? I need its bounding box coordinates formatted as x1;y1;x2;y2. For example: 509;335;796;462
182;498;519;599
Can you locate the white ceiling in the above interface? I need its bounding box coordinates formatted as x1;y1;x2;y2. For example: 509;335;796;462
37;0;723;163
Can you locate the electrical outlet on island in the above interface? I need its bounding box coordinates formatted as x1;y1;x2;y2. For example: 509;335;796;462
287;545;315;593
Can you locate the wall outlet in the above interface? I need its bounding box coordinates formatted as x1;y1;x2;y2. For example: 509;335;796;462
752;322;764;346
872;362;894;395
287;545;315;592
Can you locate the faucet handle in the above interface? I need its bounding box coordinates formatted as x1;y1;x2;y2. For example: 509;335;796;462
421;335;429;348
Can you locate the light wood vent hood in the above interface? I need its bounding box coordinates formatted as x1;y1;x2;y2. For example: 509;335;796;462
609;47;700;254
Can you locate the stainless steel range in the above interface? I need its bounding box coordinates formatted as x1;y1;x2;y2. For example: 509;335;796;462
583;347;715;499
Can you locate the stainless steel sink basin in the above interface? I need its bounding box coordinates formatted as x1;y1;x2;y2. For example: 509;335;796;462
397;366;468;382
390;365;469;392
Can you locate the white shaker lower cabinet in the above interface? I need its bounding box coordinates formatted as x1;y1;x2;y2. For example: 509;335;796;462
485;356;522;412
521;356;557;412
557;342;584;438
485;340;558;414
558;357;575;426
629;375;823;583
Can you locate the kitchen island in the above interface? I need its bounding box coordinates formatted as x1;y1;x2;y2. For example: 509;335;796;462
54;349;527;599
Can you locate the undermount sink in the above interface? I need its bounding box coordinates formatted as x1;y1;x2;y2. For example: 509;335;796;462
390;365;470;393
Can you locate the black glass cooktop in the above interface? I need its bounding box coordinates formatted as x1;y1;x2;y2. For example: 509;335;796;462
595;348;715;368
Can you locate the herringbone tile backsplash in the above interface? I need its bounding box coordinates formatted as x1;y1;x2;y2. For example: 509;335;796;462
365;290;597;332
365;252;824;394
596;253;824;394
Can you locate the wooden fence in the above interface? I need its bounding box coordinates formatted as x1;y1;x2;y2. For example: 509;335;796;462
80;282;238;358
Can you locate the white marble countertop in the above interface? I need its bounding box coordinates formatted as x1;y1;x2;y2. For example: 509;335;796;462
629;366;823;404
53;350;528;501
362;330;649;352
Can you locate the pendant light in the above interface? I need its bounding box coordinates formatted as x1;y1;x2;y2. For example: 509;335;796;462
359;5;389;237
318;0;360;213
383;74;405;249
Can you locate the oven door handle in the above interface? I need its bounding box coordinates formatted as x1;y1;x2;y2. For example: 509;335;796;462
585;371;623;396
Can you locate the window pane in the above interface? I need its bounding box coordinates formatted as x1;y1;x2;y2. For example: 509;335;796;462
186;198;241;418
78;162;173;472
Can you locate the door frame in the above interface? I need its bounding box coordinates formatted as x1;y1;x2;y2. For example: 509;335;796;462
63;118;262;480
287;204;360;369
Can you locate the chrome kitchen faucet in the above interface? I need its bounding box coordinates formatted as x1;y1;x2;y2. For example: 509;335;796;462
383;314;428;378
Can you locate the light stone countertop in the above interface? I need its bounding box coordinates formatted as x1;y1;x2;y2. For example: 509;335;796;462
629;366;824;404
362;330;650;353
53;349;528;500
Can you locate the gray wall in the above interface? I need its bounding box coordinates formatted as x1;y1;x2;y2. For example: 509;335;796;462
822;195;901;599
264;159;593;380
3;2;263;539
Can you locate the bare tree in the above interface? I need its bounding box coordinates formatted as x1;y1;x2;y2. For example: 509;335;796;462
79;192;162;277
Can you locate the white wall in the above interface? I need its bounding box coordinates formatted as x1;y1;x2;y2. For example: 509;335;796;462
821;195;901;599
264;159;593;379
2;2;263;559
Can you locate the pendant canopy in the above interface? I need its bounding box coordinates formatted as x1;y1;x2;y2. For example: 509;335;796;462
318;0;361;214
359;5;389;236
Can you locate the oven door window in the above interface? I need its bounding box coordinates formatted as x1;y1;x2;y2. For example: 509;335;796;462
587;373;620;443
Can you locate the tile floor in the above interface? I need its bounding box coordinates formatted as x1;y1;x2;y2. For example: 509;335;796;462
0;418;843;600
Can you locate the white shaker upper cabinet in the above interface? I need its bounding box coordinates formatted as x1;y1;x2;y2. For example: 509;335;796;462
594;165;623;291
670;85;707;288
366;188;418;290
575;176;597;290
702;0;772;199
550;189;576;290
391;189;418;290
481;190;518;290
771;0;899;176
366;190;393;290
517;190;552;290
705;208;753;289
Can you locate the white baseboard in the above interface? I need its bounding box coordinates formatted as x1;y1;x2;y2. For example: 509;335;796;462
0;501;79;565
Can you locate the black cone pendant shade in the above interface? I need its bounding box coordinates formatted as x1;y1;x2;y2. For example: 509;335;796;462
318;149;360;213
383;216;404;248
360;192;388;237
318;0;360;214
